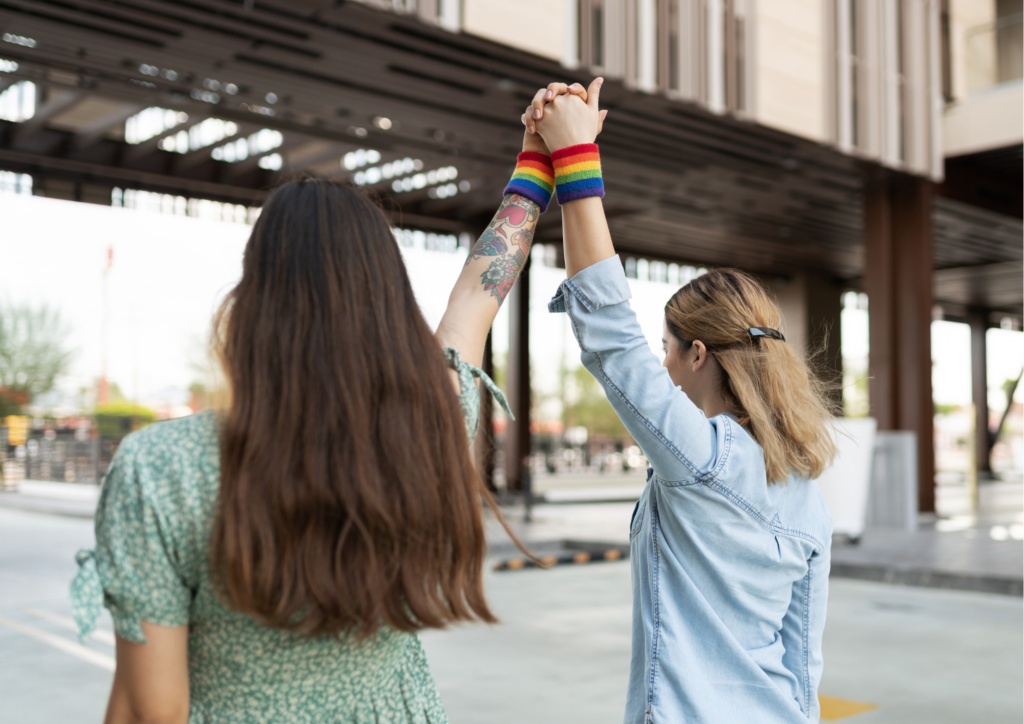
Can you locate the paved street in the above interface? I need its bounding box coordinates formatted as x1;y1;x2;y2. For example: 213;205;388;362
1;506;1020;723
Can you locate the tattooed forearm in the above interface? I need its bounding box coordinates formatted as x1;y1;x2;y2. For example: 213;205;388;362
462;194;539;302
481;249;527;300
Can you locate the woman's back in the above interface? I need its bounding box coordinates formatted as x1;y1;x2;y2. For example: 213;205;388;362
74;410;447;722
627;415;832;723
549;255;835;723
70;128;569;722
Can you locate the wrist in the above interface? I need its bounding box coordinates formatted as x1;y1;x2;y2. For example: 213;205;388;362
548;136;595;154
522;134;549;156
552;143;604;205
503;152;554;213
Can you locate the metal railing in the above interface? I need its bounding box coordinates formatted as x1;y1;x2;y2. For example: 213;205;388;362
2;422;126;488
965;14;1023;94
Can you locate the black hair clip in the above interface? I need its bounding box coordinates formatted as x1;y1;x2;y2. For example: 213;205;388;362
749;327;785;342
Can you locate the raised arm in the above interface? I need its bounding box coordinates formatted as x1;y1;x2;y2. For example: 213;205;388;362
434;192;540;368
435;83;592;368
528;79;613;278
534;81;721;481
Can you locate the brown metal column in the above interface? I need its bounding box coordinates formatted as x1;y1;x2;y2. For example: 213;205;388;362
892;176;935;513
864;170;897;431
864;170;936;512
967;308;992;478
504;255;531;492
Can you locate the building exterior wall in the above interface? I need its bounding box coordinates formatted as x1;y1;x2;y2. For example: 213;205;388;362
753;0;825;141
943;0;1022;157
356;0;945;181
462;0;569;62
944;81;1024;156
949;0;998;100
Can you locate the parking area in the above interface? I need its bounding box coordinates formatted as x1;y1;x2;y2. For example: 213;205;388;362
1;506;1020;723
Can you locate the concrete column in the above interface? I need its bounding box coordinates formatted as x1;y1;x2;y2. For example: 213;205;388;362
864;170;936;513
967;308;992;478
637;0;658;91
706;0;725;112
504;255;532;493
771;273;844;410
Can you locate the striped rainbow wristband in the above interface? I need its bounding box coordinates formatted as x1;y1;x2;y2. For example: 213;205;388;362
552;143;604;205
503;152;554;213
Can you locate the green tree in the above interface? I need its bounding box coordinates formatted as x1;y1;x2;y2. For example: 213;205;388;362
0;302;74;416
95;401;157;436
563;365;628;437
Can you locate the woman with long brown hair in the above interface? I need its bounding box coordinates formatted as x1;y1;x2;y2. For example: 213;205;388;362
527;80;838;723
69;106;587;721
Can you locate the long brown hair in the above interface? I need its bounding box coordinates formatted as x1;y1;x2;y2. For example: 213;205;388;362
211;178;496;638
665;269;838;484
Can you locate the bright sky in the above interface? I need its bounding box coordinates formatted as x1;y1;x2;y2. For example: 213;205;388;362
1;193;1020;414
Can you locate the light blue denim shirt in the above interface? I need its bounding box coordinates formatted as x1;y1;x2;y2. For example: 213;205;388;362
549;256;832;724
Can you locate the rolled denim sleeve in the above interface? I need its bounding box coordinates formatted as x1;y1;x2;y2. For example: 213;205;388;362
549;256;717;482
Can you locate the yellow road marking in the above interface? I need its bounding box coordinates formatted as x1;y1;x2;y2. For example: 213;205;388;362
819;694;879;720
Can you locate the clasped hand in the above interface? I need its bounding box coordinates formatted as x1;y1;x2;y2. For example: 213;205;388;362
521;78;608;156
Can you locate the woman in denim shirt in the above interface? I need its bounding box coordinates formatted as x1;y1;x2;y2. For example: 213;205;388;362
527;80;838;723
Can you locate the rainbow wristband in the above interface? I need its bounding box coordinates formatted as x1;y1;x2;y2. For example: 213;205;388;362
552;143;604;204
503;152;554;213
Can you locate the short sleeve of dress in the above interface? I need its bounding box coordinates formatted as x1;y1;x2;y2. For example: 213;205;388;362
71;437;192;644
443;347;513;444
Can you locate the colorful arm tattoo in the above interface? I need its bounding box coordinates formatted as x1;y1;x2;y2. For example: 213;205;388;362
464;194;538;302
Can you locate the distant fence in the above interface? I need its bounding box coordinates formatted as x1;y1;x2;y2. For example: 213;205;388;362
1;417;135;488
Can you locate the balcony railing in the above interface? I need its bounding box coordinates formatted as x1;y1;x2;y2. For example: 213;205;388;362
965;13;1023;94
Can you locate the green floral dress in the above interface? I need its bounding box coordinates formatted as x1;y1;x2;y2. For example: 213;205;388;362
70;349;509;724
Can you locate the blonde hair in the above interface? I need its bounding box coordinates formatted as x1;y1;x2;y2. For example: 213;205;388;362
665;269;837;484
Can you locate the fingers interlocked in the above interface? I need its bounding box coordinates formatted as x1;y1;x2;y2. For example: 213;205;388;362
523;82;588;134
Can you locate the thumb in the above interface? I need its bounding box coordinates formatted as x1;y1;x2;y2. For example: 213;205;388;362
586;77;603;112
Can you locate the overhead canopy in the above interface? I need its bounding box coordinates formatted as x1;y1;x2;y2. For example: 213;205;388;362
0;0;1019;316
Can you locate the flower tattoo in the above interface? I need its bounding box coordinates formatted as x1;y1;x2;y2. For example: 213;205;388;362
481;249;527;301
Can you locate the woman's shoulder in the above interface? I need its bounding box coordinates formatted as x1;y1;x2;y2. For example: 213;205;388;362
119;409;219;460
705;416;831;546
111;409;221;509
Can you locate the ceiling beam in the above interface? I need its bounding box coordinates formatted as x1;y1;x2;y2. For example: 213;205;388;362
11;90;82;145
73;102;145;150
0;146;263;204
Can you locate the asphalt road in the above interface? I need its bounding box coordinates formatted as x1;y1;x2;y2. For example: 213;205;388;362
1;507;1020;723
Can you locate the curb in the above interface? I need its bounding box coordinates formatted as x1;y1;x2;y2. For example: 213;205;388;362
493;541;630;571
830;562;1023;597
0;496;97;520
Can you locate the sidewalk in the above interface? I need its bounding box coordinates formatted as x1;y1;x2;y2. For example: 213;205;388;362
0;481;100;519
830;513;1023;596
487;485;1024;597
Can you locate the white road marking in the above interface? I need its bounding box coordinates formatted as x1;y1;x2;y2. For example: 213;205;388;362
0;614;115;671
21;606;116;646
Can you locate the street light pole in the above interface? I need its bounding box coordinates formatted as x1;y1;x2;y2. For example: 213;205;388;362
99;244;112;406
